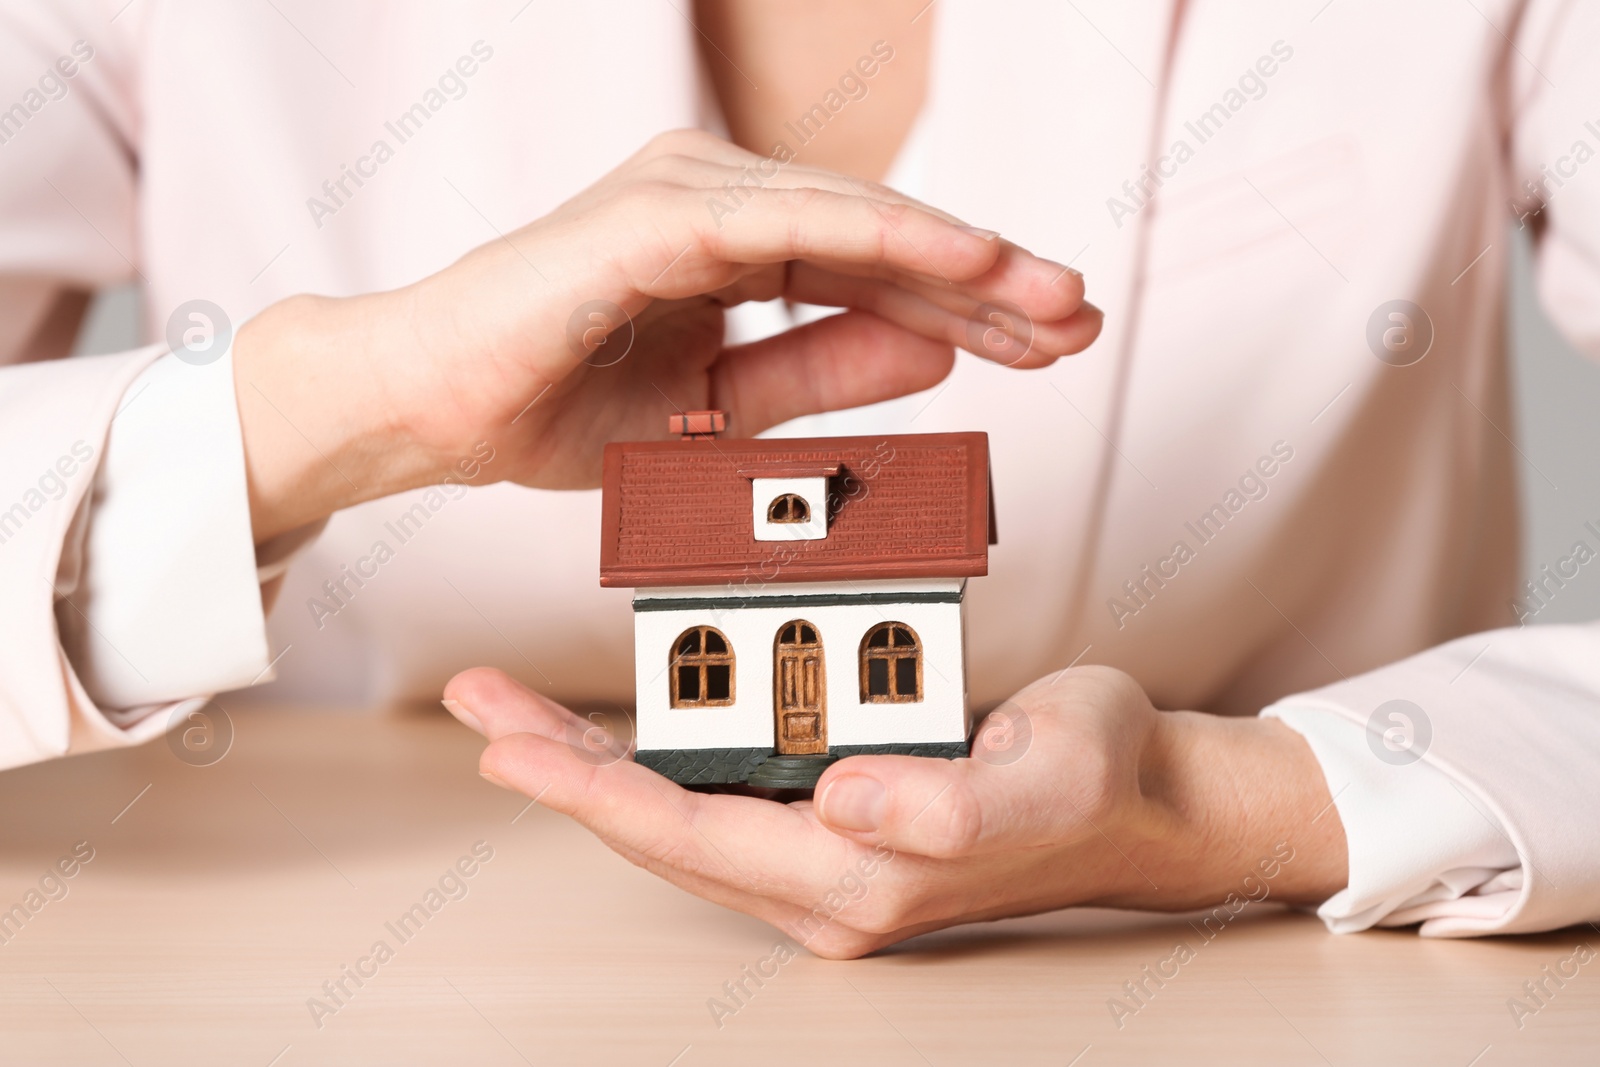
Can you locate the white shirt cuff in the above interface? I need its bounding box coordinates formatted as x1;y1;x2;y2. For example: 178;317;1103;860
1266;703;1521;934
55;346;290;715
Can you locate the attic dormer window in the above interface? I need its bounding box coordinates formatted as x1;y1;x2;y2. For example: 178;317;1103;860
767;493;810;524
746;472;831;541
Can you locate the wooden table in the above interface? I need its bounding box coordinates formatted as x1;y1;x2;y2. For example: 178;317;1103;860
0;704;1595;1066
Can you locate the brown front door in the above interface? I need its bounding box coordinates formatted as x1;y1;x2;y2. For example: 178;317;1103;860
774;621;826;755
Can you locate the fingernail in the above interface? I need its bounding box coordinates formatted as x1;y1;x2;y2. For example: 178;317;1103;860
959;225;1000;241
480;770;510;789
442;698;483;734
820;775;887;832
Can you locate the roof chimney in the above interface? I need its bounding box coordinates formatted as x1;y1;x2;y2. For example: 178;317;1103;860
671;410;726;441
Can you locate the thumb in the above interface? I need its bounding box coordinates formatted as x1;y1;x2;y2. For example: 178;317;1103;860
812;750;1063;859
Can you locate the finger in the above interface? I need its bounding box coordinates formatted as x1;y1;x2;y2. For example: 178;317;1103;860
598;835;873;950
785;264;1102;367
702;262;791;307
782;270;979;356
600;834;812;925
699;259;1099;370
447;676;820;902
800;242;1092;320
481;730;863;906
626;186;1003;300
812;747;1087;860
961;298;1103;368
592;133;1089;335
600;834;917;960
973;242;1091;325
622;138;977;229
626;127;772;173
467;729;883;953
711;310;955;436
902;245;1097;358
443;666;624;752
684;160;1089;324
703;263;1008;361
690;154;976;228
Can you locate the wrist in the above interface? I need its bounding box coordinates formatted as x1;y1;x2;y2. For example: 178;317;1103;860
1106;711;1348;911
233;292;441;543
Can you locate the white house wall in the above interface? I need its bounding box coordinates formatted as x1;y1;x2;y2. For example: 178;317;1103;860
633;583;969;752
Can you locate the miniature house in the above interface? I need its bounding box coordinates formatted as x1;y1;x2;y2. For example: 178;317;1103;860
599;412;994;788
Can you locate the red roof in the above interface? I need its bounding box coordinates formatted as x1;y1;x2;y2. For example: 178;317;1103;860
599;432;992;587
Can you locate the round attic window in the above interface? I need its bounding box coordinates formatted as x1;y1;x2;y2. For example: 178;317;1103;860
767;493;810;524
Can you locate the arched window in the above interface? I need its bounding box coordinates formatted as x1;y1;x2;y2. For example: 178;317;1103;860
860;623;922;703
767;493;810;524
670;626;735;707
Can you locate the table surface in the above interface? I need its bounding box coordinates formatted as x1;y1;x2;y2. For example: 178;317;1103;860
0;704;1595;1067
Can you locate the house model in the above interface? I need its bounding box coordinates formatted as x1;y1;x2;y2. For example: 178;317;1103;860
600;411;994;789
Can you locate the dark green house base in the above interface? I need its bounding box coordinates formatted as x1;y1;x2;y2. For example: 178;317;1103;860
636;741;969;788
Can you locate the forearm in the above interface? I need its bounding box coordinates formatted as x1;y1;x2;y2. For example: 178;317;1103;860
225;130;1093;549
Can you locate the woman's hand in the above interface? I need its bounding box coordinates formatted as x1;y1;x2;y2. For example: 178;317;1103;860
445;664;1348;959
233;129;1102;541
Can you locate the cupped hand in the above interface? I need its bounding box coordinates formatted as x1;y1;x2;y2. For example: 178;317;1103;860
236;129;1102;540
444;664;1347;959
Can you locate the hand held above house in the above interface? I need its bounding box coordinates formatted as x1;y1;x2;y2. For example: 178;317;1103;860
228;129;1102;545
